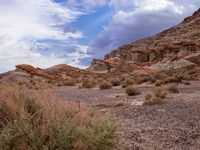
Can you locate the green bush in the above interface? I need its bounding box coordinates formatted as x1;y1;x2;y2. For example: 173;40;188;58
122;77;134;88
0;84;117;150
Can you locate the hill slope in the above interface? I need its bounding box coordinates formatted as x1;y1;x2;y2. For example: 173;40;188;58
91;8;200;72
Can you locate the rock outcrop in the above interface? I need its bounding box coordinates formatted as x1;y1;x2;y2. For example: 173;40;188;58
16;64;55;80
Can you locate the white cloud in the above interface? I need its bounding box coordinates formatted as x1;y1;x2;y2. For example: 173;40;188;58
90;0;200;58
0;0;86;72
66;0;109;10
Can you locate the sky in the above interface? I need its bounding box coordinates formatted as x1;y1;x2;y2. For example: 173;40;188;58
0;0;200;73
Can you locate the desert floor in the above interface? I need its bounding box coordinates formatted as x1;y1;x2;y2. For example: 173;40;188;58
37;81;200;150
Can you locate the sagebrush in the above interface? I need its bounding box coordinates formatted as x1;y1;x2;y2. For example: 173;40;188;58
0;84;117;150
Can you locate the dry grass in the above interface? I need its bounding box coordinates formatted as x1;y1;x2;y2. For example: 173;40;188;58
81;80;96;89
168;85;179;93
184;81;191;85
63;79;76;86
0;84;117;150
143;88;167;105
144;93;152;100
153;88;167;99
133;74;152;85
99;81;112;90
111;79;121;86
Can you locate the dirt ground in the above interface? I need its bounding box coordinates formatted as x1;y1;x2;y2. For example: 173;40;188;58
38;81;200;150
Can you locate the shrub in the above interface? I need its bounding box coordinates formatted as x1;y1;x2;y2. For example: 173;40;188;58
143;96;164;105
99;81;112;90
168;85;179;93
163;76;183;84
155;81;162;86
64;79;76;86
184;81;191;85
0;84;117;150
134;75;151;85
125;78;134;85
144;93;152;100
111;79;121;86
122;78;134;88
153;88;167;99
56;83;62;87
143;88;167;105
82;80;96;89
125;86;141;96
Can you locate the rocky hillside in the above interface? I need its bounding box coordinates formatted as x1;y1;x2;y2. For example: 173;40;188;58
1;9;200;87
91;8;200;72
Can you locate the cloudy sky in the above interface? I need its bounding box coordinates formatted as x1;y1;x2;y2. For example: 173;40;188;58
0;0;200;72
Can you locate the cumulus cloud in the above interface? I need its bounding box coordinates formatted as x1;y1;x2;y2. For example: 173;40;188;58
0;0;88;72
90;0;200;59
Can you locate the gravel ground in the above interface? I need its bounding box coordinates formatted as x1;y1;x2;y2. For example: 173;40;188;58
47;82;200;150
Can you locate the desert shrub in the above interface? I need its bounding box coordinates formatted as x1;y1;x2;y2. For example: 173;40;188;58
125;86;141;96
155;81;162;86
134;75;151;85
143;96;164;105
143;88;167;105
121;74;130;81
144;93;153;100
0;84;117;150
168;85;179;93
99;81;112;90
184;81;191;85
153;88;167;99
154;75;183;86
163;76;183;84
56;83;62;87
125;78;134;85
111;79;121;86
64;79;76;86
82;80;96;89
122;77;134;88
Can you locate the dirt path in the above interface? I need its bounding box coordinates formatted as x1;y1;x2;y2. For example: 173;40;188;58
44;82;200;150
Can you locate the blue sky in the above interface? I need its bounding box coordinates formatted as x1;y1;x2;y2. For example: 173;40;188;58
0;0;200;72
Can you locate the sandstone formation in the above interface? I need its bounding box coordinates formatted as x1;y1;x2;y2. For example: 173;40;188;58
16;64;55;80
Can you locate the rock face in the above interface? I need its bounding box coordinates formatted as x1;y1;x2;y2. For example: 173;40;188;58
16;64;55;80
91;9;200;71
90;59;108;72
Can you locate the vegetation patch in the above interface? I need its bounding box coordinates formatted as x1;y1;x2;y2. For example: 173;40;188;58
126;86;141;96
0;84;117;150
63;79;76;86
168;85;179;93
81;80;96;89
143;88;167;105
122;77;134;88
111;79;121;86
100;81;112;90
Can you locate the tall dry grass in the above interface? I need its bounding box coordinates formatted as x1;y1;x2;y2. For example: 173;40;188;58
0;84;117;150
